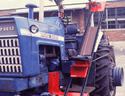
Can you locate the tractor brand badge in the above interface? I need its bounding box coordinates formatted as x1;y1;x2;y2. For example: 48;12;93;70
0;26;15;32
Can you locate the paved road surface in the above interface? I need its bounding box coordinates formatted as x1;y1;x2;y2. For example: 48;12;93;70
115;55;125;96
111;42;125;96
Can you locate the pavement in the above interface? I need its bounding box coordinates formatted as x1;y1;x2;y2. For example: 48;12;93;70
115;55;125;96
111;42;125;96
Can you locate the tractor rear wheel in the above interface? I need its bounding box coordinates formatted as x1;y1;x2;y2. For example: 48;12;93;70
90;35;116;96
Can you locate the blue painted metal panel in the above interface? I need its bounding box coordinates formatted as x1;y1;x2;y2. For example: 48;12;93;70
19;36;40;76
44;17;65;35
17;35;64;77
0;78;28;92
0;16;66;92
14;16;29;36
13;16;65;76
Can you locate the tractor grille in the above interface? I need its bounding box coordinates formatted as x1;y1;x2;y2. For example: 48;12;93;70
0;38;22;73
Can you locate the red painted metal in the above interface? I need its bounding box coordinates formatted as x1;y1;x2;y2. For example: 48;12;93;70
70;61;90;78
80;27;98;56
48;72;61;94
89;1;106;12
48;72;89;96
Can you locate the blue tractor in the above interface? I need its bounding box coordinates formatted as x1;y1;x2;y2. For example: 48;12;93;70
0;1;124;96
0;4;66;95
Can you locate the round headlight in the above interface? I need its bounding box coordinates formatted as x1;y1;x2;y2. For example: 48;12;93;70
29;25;39;33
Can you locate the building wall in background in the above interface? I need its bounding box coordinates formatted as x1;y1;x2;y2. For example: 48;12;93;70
105;30;125;41
94;1;125;42
1;1;124;42
44;9;85;33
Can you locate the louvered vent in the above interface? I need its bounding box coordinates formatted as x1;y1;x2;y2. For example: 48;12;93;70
0;38;22;73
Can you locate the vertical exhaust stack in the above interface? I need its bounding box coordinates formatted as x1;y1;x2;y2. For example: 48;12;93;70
26;4;37;19
54;0;64;19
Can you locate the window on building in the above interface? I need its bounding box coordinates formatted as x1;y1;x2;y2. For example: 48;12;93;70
117;7;125;18
118;20;125;28
94;7;125;29
63;11;72;24
108;8;116;18
101;22;107;29
108;21;116;29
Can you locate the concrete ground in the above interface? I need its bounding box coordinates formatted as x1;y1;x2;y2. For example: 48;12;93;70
115;55;125;96
111;42;125;96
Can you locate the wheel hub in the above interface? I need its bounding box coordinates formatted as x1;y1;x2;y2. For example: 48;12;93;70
112;67;124;86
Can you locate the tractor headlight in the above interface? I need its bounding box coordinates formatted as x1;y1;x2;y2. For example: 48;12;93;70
29;25;39;33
